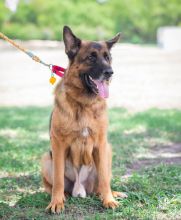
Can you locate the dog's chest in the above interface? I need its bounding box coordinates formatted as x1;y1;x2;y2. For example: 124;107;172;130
68;110;98;166
81;127;89;137
74;107;99;135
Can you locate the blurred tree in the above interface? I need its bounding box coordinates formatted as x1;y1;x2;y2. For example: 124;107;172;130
0;0;180;43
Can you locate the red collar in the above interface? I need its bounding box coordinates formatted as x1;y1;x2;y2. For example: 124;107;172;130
51;65;65;77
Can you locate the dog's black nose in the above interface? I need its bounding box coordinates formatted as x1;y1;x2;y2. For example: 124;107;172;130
103;68;113;78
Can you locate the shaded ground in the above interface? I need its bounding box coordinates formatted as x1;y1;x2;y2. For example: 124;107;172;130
0;41;181;110
125;143;181;176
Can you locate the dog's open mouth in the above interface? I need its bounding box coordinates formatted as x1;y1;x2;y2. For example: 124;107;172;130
89;75;110;98
80;73;111;98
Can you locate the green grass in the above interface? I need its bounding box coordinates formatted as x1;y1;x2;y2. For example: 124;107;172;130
0;107;181;220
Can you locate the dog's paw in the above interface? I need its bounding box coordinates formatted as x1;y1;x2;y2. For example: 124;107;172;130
112;191;128;198
46;195;65;214
103;197;119;209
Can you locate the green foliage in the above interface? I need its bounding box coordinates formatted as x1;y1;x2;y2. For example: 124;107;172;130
0;0;181;43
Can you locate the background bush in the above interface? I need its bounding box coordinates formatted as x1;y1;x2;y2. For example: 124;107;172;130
0;0;181;43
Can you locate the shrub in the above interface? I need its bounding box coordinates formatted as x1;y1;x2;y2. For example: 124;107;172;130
0;0;181;43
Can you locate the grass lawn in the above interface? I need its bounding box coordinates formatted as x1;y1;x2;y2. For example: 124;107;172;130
0;107;181;220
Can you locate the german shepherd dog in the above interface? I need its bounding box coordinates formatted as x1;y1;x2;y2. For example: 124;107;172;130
41;26;127;214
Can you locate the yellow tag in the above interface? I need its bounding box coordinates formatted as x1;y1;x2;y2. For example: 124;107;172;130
49;76;56;85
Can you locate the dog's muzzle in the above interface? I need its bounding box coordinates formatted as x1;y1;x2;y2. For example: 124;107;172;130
80;72;112;98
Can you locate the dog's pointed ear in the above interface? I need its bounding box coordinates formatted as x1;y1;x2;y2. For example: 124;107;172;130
63;26;81;59
106;33;121;50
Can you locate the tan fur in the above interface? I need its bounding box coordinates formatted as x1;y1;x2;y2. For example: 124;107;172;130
41;31;127;213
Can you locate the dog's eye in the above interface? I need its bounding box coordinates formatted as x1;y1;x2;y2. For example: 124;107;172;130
104;52;110;62
88;52;97;62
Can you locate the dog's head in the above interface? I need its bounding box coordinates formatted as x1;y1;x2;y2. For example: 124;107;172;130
63;26;120;98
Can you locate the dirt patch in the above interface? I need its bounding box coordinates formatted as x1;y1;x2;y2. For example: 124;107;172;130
125;143;181;175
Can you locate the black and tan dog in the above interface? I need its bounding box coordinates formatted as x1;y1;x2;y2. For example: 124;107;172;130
41;26;127;214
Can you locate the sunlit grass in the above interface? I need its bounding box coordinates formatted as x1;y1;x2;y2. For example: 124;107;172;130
0;107;181;219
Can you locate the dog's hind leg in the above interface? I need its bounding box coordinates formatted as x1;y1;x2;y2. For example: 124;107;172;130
41;152;74;196
41;152;53;194
43;176;52;194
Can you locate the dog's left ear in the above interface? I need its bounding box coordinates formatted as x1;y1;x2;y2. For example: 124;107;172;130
106;33;121;50
63;26;81;59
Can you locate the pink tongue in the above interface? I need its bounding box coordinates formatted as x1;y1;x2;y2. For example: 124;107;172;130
94;81;109;98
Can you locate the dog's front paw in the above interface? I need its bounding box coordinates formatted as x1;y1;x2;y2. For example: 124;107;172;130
101;193;120;209
46;195;65;214
112;191;128;198
103;197;119;209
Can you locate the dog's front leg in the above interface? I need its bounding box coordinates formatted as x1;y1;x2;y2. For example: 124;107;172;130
95;140;119;209
46;136;66;213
